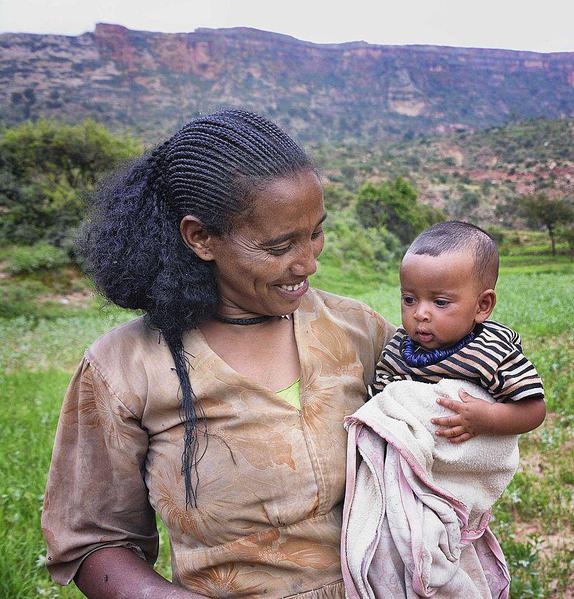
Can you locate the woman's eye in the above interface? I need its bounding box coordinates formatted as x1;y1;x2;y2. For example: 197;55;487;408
267;244;292;256
401;296;415;305
311;228;323;240
434;299;449;307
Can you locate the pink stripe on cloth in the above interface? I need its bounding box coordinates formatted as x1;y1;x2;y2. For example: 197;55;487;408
397;456;428;597
340;423;361;599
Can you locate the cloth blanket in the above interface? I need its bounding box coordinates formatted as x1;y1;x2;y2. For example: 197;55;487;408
341;379;518;598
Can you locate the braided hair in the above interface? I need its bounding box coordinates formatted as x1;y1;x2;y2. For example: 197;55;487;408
79;110;314;507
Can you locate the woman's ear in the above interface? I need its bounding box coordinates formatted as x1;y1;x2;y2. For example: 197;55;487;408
180;215;215;262
475;289;497;323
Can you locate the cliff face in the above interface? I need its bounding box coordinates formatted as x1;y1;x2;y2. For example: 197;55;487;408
2;23;574;142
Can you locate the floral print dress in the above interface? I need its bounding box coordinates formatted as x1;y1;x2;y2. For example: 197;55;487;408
42;288;394;598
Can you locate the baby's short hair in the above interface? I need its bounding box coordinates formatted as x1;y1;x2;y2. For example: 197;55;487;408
405;221;499;289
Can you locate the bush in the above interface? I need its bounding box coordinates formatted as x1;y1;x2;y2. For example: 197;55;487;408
322;216;401;273
485;225;506;246
355;178;445;246
4;243;70;274
0;119;142;246
0;279;47;318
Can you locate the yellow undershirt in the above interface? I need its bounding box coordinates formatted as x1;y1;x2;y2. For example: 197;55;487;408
275;378;301;410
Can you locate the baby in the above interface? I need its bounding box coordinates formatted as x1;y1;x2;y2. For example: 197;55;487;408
341;221;544;598
372;220;546;442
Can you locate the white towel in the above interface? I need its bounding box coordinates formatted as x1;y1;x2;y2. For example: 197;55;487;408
341;379;517;598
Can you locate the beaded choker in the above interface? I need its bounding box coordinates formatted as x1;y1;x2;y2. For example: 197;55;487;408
401;331;476;368
214;314;273;325
213;313;291;326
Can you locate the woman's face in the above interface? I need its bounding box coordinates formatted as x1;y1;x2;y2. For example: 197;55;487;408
209;169;326;317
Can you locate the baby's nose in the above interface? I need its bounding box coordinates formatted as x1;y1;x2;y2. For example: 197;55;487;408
414;305;431;321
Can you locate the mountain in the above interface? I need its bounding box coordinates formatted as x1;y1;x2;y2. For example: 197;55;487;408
315;118;574;224
2;23;574;143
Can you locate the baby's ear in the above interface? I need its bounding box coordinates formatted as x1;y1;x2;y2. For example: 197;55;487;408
475;289;496;323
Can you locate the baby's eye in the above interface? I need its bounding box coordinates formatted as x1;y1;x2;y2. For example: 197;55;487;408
434;299;450;307
401;295;416;306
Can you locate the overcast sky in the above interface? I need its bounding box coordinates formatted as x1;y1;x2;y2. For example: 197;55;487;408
1;0;573;53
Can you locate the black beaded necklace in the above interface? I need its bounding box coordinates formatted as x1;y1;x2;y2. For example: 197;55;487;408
214;314;273;325
213;313;292;326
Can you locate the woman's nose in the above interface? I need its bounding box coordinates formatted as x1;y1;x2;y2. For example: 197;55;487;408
292;243;318;277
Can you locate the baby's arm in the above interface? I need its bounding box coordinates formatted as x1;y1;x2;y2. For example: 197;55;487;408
432;389;546;443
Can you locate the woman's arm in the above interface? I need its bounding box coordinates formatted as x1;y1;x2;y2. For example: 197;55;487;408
432;389;546;443
75;548;204;598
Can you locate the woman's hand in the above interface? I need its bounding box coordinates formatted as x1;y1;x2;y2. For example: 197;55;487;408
431;388;546;443
75;547;207;599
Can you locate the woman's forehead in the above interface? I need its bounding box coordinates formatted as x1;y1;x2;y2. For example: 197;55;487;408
236;171;324;236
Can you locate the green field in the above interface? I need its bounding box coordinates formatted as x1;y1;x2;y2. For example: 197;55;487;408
1;253;573;598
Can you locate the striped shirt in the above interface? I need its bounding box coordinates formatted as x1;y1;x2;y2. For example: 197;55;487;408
372;320;544;403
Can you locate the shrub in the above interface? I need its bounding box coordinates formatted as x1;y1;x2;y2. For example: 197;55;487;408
0;279;46;317
355;178;445;246
322;216;401;273
485;226;506;246
0;120;142;246
4;243;70;274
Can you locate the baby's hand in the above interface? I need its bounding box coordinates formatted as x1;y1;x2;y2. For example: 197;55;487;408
431;388;495;443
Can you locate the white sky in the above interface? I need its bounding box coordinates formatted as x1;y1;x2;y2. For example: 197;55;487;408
1;0;573;53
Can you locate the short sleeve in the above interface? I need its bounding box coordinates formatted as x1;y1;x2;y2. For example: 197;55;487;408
41;358;158;585
488;349;545;402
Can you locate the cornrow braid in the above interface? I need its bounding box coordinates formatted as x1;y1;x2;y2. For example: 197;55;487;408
79;109;315;507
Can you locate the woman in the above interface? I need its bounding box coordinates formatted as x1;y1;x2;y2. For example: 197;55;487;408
42;110;395;598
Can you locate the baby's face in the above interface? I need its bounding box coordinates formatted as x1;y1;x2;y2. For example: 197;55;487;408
399;251;485;350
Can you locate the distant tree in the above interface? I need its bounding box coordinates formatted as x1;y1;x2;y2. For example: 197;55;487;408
557;224;574;258
340;165;356;181
323;185;354;211
0;120;141;247
518;193;574;255
355;177;445;245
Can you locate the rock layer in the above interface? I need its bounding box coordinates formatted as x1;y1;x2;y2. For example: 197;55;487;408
1;24;574;141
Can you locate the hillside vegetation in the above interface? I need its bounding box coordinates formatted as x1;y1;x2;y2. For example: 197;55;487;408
315;118;574;226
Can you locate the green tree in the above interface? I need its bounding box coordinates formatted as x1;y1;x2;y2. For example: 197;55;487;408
323;185;354;211
557;224;574;258
0;119;142;247
518;193;574;256
355;177;444;245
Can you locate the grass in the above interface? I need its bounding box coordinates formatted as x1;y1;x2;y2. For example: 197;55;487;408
0;249;572;597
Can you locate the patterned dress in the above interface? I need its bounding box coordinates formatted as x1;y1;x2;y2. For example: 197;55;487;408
42;288;395;598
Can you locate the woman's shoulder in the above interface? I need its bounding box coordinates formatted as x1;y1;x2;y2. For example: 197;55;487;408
86;316;160;362
305;287;377;316
83;317;176;408
304;287;396;346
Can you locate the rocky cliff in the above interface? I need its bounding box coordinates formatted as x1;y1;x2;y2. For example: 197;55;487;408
2;23;574;142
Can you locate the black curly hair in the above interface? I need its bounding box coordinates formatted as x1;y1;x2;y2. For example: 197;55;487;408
79;110;315;507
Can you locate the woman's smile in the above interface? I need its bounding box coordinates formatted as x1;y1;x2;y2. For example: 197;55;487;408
276;279;309;296
208;169;325;318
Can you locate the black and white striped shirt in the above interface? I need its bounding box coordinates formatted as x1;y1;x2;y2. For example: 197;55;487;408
372;320;544;402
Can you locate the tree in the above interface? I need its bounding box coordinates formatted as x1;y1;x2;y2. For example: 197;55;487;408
0;120;142;247
518;193;574;256
557;224;574;258
355;177;445;245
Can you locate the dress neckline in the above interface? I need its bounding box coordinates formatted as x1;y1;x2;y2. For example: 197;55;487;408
184;305;309;412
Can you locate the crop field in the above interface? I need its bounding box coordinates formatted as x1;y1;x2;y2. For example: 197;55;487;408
0;252;573;598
